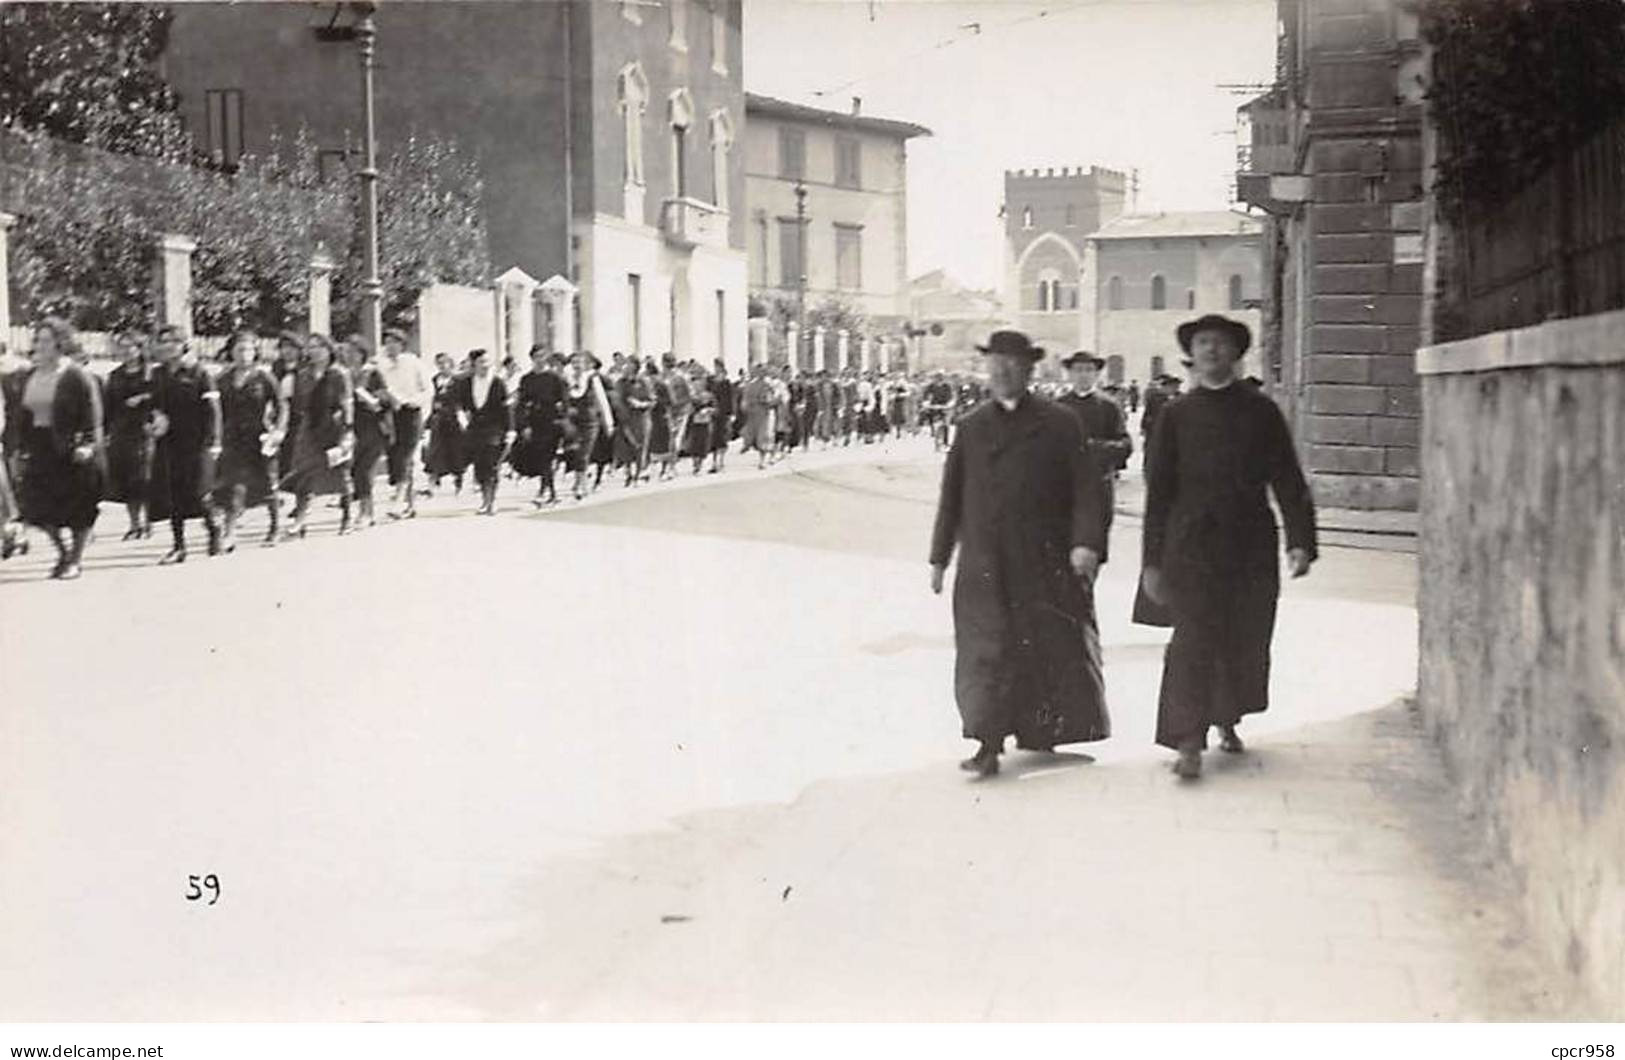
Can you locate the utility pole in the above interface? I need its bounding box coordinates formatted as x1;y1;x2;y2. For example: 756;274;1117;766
794;180;808;371
354;0;383;349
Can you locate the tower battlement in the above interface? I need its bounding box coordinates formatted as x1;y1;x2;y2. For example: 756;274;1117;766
1003;165;1128;189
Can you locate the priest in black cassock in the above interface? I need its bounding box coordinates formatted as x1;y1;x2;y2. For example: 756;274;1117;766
929;330;1109;778
1141;314;1317;780
1056;351;1133;559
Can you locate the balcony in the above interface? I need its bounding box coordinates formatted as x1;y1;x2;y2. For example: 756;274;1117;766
661;197;729;250
1236;95;1308;215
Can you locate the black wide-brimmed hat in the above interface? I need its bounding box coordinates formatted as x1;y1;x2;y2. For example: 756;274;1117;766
975;329;1044;361
1061;350;1106;369
1176;314;1252;356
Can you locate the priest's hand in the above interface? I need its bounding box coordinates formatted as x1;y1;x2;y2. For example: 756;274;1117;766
1143;566;1166;604
929;564;945;596
1070;546;1100;581
1287;548;1313;578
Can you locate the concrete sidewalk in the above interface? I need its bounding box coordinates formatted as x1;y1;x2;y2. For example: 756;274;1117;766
431;702;1577;1021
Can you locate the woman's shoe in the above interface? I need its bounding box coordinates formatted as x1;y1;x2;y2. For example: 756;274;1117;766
57;562;81;581
158;547;187;566
1218;725;1245;755
121;527;140;542
1172;742;1203;780
47;557;67;579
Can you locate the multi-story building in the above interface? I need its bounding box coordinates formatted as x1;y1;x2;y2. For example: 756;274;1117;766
1084;211;1264;387
160;0;748;365
744;93;930;336
1002;166;1128;355
1237;0;1426;511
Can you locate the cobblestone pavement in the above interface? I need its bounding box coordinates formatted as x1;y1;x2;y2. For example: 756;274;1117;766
0;434;1580;1020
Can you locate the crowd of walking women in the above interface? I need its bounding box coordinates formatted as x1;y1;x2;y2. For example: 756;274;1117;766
0;315;988;581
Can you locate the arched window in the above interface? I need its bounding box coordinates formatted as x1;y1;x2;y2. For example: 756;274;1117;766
1185;288;1195;310
1107;275;1123;311
668;89;694;199
618;64;649;188
1228;273;1245;309
1150;274;1167;310
708;109;734;212
1035;268;1062;312
1021;206;1034;230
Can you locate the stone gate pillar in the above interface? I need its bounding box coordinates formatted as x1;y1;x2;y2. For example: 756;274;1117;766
307;250;336;337
497;267;540;363
155;234;197;337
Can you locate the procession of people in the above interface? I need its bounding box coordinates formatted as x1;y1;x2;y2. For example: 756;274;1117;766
2;309;1315;782
0;317;984;574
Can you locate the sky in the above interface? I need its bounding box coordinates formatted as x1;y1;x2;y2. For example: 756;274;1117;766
743;0;1278;292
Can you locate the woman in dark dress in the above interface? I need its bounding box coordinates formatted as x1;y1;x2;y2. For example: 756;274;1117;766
511;349;567;507
707;360;734;474
146;325;222;564
213;330;286;550
423;352;467;495
564;351;613;501
281;334;354;538
683;365;714;476
645;360;674;480
103;330;154;539
340;338;392;530
3;317;105;579
449;347;513;516
611;358;653;488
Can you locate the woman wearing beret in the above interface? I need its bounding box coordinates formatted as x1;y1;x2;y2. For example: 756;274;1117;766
511;348;567;507
1140;314;1317;780
3;317;106;579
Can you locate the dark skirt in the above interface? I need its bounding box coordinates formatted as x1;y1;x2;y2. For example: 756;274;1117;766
648;408;672;457
282;424;351;498
147;438;213;521
387;408;423;485
470;440;503;489
711;411;733;453
17;427;102;531
104;425;152;503
214;440;275;508
683;412;713;457
424;415;467;479
351;432;386;501
613;412;649;468
590;420;614;467
510;423;561;479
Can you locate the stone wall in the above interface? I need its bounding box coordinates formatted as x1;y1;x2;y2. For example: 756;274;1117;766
1417;309;1625;1016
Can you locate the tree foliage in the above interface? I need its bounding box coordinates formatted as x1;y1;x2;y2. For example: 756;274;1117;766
1422;0;1625;214
0;2;188;160
333;135;491;332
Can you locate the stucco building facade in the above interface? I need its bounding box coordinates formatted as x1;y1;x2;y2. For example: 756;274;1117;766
744;93;929;333
1085;211;1264;386
161;0;748;365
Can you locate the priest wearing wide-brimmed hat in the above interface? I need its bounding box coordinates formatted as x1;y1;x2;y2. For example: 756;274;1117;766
1140;314;1317;780
928;330;1110;778
1057;350;1133;560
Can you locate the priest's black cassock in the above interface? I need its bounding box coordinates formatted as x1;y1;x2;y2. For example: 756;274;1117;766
930;394;1110;749
1141;381;1317;750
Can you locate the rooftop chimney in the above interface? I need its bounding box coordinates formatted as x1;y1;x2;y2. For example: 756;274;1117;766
851;96;862;116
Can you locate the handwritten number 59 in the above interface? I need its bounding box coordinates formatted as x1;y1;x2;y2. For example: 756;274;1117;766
184;874;221;906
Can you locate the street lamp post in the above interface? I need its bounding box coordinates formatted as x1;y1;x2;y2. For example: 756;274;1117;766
794;180;808;371
354;0;383;349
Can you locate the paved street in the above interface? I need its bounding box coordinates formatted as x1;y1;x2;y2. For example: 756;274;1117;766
0;437;1572;1020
